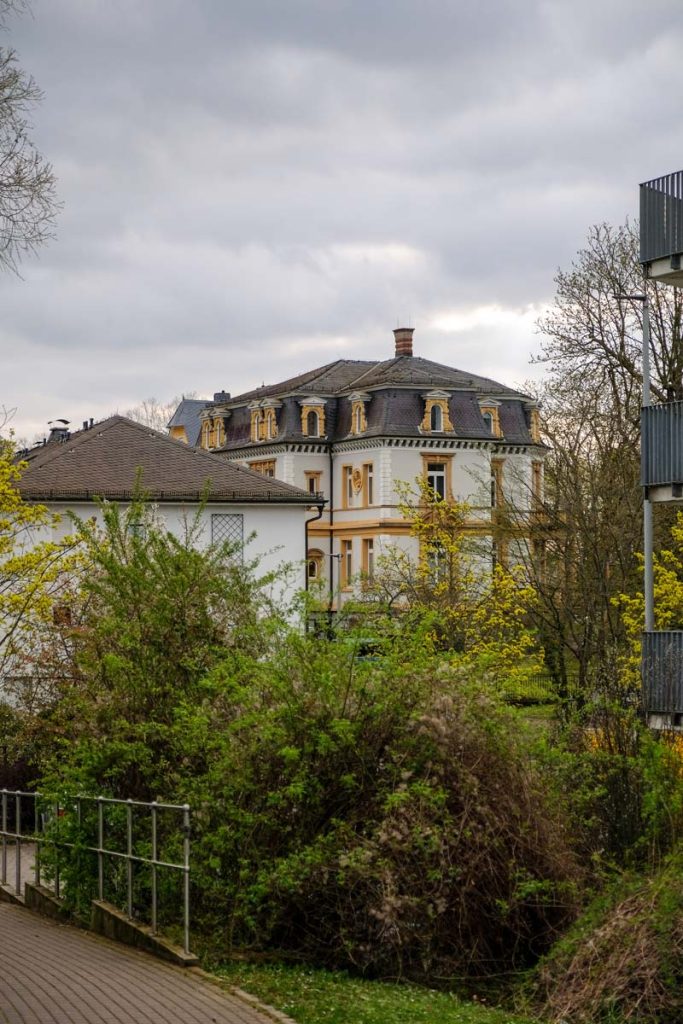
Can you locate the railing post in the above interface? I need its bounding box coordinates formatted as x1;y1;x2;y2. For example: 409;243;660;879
35;794;41;888
14;792;21;896
151;801;158;936
97;797;104;901
126;799;133;920
53;802;60;900
183;804;190;956
1;790;7;886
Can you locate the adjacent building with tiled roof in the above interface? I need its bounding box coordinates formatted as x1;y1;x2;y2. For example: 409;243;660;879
18;416;322;603
179;327;545;601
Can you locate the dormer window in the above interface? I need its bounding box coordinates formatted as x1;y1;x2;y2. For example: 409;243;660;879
300;398;327;438
525;403;541;443
264;406;279;440
348;392;370;436
307;410;320;437
420;391;453;433
249;404;265;442
430;404;443;432
478;399;502;438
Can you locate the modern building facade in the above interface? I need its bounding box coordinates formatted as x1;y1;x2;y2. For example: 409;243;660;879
194;328;545;603
640;170;683;726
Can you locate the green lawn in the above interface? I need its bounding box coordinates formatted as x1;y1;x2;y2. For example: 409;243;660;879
211;962;536;1024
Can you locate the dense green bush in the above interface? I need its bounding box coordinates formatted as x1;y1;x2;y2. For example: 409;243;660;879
29;503;580;985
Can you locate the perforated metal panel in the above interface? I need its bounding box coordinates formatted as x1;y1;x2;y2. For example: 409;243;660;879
211;513;244;550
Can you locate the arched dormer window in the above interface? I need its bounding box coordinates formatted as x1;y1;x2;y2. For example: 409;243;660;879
348;392;370;436
264;407;278;440
300;398;326;437
420;391;453;433
478;400;502;438
307;409;320;437
430;404;443;432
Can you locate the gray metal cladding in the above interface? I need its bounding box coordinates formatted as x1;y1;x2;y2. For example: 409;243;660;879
642;631;683;713
640;171;683;264
641;402;683;486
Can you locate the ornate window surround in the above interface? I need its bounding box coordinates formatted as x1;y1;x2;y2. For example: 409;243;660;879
348;391;370;435
420;390;454;433
299;396;327;438
420;452;454;501
478;398;502;438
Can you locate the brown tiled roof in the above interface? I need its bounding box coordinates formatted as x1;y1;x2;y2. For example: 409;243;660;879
18;416;317;504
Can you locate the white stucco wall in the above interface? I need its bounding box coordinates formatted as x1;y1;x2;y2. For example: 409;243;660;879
31;499;309;608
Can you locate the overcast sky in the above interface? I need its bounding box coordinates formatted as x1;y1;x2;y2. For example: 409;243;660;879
2;0;682;441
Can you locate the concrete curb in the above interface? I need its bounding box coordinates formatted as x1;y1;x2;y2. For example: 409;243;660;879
189;966;299;1024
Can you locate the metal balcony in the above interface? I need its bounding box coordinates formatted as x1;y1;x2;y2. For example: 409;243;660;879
642;631;683;723
640;171;683;284
641;402;683;501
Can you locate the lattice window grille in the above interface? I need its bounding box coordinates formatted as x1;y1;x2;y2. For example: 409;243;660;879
211;513;244;555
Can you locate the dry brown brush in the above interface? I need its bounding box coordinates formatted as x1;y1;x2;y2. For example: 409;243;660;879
530;848;683;1023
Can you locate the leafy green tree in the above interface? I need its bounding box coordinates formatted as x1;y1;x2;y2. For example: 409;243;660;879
363;478;543;682
35;496;287;798
0;434;73;681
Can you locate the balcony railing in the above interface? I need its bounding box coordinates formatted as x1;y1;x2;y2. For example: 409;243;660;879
640;171;683;264
641;402;683;488
642;631;683;715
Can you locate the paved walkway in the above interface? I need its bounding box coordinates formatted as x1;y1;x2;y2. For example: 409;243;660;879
0;900;277;1024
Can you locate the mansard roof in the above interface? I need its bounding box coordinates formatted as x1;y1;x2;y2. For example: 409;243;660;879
18;416;315;504
166;397;206;446
223;355;527;405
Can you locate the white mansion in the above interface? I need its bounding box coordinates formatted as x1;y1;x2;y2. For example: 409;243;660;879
175;327;544;601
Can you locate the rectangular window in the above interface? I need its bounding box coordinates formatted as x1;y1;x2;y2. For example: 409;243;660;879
305;470;322;495
341;539;353;587
532;461;543;506
491;459;504;509
421;454;452;502
362;537;375;580
342;465;353;508
426;462;446;500
211;513;244;559
363;462;374;506
425;541;447;582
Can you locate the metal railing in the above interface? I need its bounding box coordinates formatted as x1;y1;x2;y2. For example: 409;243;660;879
640;170;683;264
641;402;683;487
0;791;192;954
642;631;683;714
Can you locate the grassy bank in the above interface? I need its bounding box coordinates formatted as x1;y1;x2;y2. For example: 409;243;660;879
211;962;536;1024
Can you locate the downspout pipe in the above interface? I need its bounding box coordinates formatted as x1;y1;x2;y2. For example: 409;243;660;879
328;440;334;605
304;499;325;593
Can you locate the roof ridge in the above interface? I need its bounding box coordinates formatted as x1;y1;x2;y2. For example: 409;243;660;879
21;415;122;470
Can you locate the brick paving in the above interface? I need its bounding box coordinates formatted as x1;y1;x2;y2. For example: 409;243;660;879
0;901;276;1024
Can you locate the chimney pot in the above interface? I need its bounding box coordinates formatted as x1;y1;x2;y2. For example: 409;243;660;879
393;327;414;357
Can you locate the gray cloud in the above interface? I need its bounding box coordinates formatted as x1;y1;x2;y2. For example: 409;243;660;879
2;0;681;439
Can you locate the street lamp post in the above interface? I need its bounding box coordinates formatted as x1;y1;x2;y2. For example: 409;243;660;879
614;292;654;631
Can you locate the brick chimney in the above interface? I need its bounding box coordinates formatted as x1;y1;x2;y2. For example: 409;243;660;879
393;327;414;357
